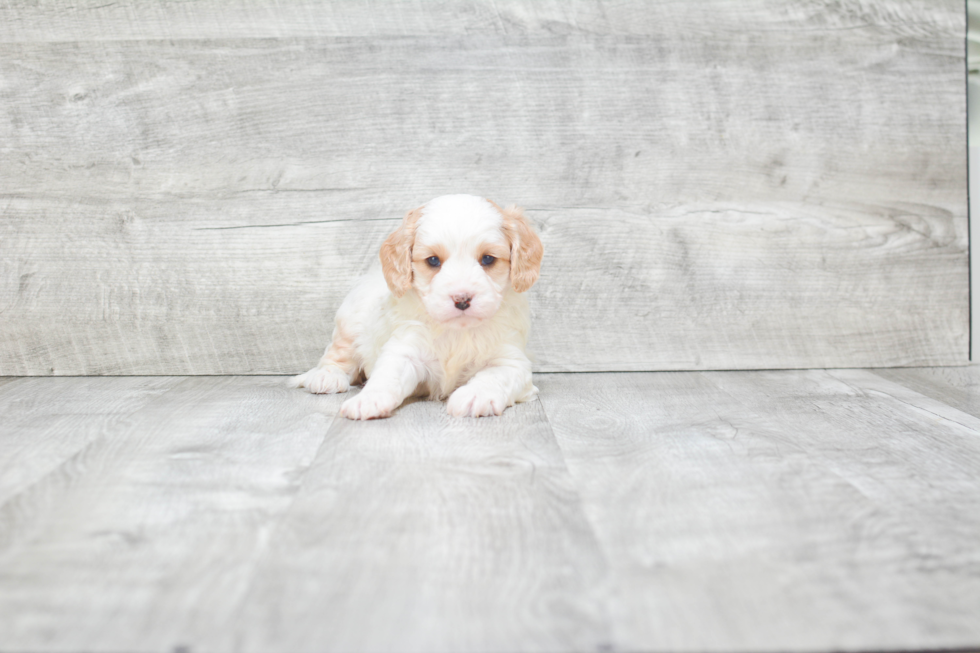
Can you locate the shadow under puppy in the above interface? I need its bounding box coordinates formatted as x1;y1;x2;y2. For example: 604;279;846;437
291;194;543;420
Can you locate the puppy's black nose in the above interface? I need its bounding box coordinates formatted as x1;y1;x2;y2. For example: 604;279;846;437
452;294;472;311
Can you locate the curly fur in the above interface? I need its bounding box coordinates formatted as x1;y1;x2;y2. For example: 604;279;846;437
291;194;543;420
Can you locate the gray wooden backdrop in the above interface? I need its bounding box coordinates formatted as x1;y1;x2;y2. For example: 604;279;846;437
0;0;968;375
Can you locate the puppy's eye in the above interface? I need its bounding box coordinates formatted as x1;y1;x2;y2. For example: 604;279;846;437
425;256;441;268
480;254;496;267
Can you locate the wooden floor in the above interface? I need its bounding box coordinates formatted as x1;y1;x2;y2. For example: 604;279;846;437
1;369;979;653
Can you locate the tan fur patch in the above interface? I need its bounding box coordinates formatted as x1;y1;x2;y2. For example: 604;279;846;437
478;241;511;286
380;207;423;297
493;203;543;293
411;243;449;285
318;317;360;378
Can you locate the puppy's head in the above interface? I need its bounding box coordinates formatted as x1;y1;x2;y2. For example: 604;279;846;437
380;194;543;328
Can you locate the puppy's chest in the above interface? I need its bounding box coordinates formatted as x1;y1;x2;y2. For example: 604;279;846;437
427;330;497;396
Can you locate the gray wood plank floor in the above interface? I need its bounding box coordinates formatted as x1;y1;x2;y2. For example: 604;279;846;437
1;370;978;652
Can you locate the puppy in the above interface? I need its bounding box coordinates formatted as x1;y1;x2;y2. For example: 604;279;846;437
291;194;544;420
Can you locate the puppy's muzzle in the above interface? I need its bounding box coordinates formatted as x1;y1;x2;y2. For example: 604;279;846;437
452;294;472;311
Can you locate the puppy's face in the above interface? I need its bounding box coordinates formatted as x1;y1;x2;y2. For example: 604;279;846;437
380;194;543;328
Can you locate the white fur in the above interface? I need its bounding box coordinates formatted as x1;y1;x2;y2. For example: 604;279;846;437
291;194;540;420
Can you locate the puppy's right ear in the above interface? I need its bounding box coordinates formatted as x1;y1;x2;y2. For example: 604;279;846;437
380;207;423;297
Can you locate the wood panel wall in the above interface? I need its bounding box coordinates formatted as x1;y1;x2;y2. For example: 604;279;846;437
0;1;968;375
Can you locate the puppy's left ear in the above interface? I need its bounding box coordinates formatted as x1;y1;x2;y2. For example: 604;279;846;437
380;206;422;297
501;205;543;293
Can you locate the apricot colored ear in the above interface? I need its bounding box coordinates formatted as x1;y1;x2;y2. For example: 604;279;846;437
501;205;543;293
380;207;422;297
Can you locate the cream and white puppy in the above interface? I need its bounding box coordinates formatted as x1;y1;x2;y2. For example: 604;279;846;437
291;194;543;420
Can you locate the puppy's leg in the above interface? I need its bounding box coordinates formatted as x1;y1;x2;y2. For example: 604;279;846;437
340;343;428;420
447;346;536;418
290;322;359;394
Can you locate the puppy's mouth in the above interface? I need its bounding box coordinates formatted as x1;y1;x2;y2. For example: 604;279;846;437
421;293;497;327
445;313;485;328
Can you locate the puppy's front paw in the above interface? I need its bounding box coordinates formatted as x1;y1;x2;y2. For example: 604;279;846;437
290;366;350;394
340;390;400;420
447;385;509;418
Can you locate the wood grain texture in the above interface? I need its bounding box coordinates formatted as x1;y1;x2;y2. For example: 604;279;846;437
0;196;396;375
0;0;967;374
0;377;21;390
0;376;344;652
532;202;967;370
832;367;980;431
0;0;965;42
0;376;181;506
538;370;980;652
233;391;610;653
2;371;980;651
873;365;980;418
